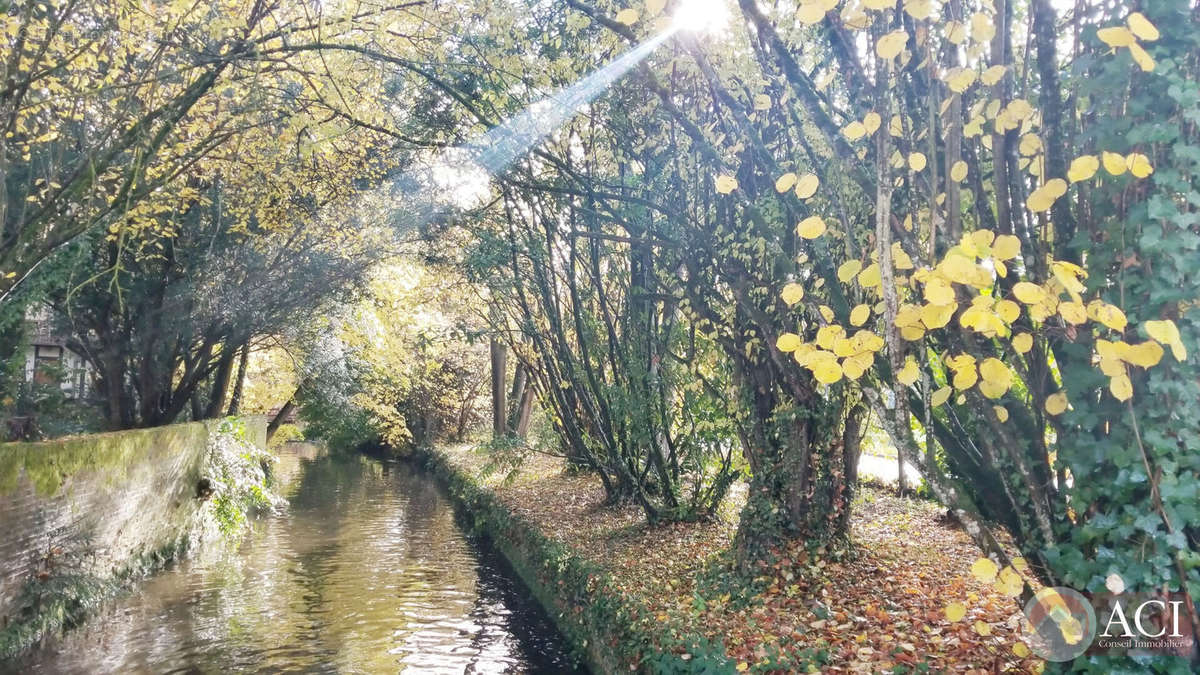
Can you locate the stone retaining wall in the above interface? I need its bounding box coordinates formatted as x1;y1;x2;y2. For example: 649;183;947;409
0;416;266;656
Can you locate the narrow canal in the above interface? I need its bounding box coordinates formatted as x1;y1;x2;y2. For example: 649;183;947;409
13;445;584;674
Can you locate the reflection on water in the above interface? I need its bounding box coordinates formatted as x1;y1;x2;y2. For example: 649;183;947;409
12;446;584;674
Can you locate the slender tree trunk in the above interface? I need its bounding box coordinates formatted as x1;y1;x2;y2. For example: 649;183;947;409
506;362;527;433
203;344;238;419
490;337;507;438
226;344;249;416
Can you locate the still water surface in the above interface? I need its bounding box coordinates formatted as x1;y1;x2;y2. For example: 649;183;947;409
14;446;583;674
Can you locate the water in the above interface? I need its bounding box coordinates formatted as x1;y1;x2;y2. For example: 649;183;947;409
10;445;584;674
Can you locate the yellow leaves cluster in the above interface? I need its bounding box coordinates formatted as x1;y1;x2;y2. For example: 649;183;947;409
1025;178;1067;212
776;325;885;385
1097;12;1159;72
842;112;882;142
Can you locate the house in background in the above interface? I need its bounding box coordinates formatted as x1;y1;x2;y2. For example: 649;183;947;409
22;305;93;399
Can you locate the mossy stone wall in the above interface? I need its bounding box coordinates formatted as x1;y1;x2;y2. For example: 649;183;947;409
0;416;267;650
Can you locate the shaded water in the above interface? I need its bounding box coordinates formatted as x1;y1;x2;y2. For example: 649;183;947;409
11;446;584;674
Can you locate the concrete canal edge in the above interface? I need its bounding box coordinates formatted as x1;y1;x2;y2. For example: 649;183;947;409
413;445;726;674
0;417;268;658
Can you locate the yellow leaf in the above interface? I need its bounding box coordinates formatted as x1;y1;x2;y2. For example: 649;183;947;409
908;152;927;171
1045;391;1069;415
1126;152;1153;178
1025;185;1054;212
862;112;882;136
974;620;993;636
1144;319;1187;361
903;0;932;21
736;661;750;672
991;234;1021;261
931;386;952;407
945;68;976;93
754;94;772;110
996;299;1021;324
876;30;908;60
841;354;871;380
1059;301;1087;324
994;406;1009;423
952;366;978;390
819;305;835;322
715;175;738;193
781;283;805;305
1122;340;1164;367
1127;12;1160;41
971;557;999;583
945;20;967;44
796;216;827;239
1102;151;1127;176
850;304;870;326
843;121;867;140
996;566;1023;597
1012;282;1046;305
1067;155;1099;182
794;173;820;199
615;8;640;25
950;160;968;182
812;359;843;384
889;115;904;137
858;263;882;288
1110;373;1133;401
897;357;920;386
1088;301;1127;331
1129;41;1155;72
1097;26;1134;47
775;172;798;193
646;0;668;16
971;12;996;43
1013;641;1031;658
797;2;826;25
980;358;1011;387
981;65;1007;86
837;260;863;283
1019;133;1042;156
921;302;955;329
900;325;926;341
776;333;803;352
924;278;956;305
944;602;967;622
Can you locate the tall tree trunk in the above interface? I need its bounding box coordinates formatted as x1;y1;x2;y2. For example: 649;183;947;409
226;343;249;416
506;362;527;433
203;344;238;419
490;337;507;438
514;383;535;440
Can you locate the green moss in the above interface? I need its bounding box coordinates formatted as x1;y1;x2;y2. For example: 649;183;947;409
0;423;208;497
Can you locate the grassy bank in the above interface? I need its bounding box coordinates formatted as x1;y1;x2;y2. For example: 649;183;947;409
417;444;1041;674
